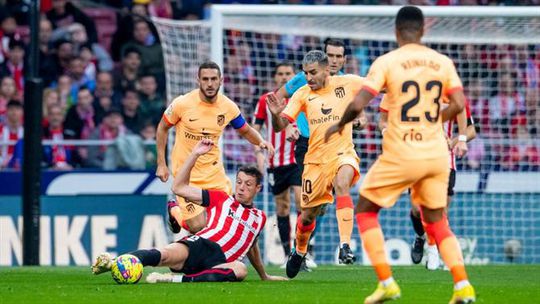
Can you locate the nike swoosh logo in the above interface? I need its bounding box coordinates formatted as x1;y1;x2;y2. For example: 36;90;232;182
189;118;198;122
308;96;318;101
343;218;353;222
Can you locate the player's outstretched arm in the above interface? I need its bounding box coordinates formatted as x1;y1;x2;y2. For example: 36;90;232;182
171;139;214;204
156;118;173;182
247;238;288;281
252;123;266;174
325;89;375;142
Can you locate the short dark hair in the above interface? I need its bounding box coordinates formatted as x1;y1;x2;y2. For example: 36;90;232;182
237;166;263;185
9;39;25;51
272;62;294;77
324;38;346;55
198;61;221;77
122;46;141;59
396;6;424;33
7;100;22;109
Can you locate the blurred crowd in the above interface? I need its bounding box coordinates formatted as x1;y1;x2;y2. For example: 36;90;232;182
0;0;538;172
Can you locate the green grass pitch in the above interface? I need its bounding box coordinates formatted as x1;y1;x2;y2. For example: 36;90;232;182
1;265;538;303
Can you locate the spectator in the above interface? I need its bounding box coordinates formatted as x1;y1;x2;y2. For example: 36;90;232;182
42;88;60;119
68;56;96;99
39;18;55;77
64;87;96;140
43;39;74;86
111;3;159;61
0;15;19;65
43;104;73;170
172;0;210;20
56;74;75;109
137;73;164;124
0;100;23;168
114;47;141;92
0;76;18;123
94;71;122;124
46;0;98;44
147;0;173;18
0;39;26;94
139;121;157;169
120;20;165;88
488;72;525;133
86;109;128;168
120;88;144;134
68;23;113;72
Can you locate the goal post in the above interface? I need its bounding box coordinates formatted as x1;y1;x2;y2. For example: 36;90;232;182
152;5;540;265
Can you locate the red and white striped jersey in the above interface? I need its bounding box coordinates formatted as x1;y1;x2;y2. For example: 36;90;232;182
444;101;474;170
253;92;296;169
197;190;266;262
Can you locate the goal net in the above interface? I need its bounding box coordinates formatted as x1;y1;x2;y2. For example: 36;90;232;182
152;5;540;265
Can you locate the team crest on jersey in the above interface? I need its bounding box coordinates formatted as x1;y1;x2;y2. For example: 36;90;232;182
217;114;225;126
186;203;196;214
334;87;345;98
302;194;309;204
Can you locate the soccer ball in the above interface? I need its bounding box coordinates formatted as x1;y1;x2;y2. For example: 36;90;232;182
111;254;143;284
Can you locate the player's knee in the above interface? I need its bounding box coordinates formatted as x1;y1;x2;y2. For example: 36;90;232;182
410;205;421;218
355;195;380;214
232;262;248;281
333;179;351;196
275;192;291;216
420;206;445;223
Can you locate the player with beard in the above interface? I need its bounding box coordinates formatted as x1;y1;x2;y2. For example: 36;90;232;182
155;61;274;234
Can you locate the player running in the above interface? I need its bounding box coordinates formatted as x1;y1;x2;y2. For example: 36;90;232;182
155;61;273;234
270;38;367;265
325;6;475;304
253;62;302;261
267;50;365;278
92;139;286;283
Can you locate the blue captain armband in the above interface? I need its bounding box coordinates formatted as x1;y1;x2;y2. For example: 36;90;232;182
230;114;247;129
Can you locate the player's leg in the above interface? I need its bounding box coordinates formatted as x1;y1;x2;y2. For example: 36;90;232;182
333;164;357;264
413;161;474;303
274;188;292;257
286;204;322;278
165;261;246;283
409;203;426;264
92;242;189;275
357;157;411;303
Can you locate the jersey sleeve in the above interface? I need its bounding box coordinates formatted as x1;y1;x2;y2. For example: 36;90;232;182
284;72;307;96
202;189;231;208
379;95;389;112
162;96;184;126
281;89;306;123
345;74;365;96
444;58;463;95
253;94;268;126
363;57;387;95
225;99;247;129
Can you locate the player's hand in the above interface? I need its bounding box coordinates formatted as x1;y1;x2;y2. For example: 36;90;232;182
193;139;214;156
324;123;344;143
454;141;468;158
258;140;275;158
156;164;170;182
352;114;368;130
263;274;289;281
286;125;300;142
266;92;286;115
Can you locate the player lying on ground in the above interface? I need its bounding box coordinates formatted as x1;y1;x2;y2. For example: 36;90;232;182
267;50;366;278
325;6;475;304
92;139;286;283
155;61;273;234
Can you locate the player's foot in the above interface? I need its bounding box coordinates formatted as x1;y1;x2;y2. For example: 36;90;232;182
338;243;356;264
448;283;476;304
411;235;425;264
286;249;306;278
146;272;174;283
167;200;181;233
364;281;401;304
426;245;441;270
304;252;318;269
92;252;113;275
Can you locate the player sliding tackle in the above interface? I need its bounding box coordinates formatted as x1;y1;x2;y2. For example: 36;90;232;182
325;6;475;304
92;139;286;283
267;50;366;278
